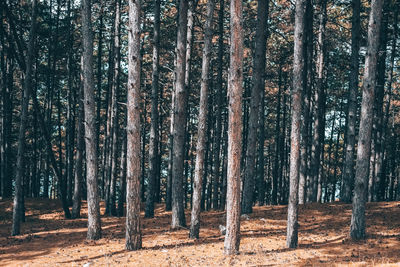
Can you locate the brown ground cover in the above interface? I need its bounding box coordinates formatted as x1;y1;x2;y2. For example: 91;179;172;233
0;199;399;266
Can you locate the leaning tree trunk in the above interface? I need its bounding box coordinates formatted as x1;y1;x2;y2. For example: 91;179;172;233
82;0;102;240
12;0;37;236
145;0;161;218
125;0;142;251
171;0;189;229
242;0;269;215
189;0;215;239
224;0;243;255
341;0;361;203
350;0;383;240
286;0;307;249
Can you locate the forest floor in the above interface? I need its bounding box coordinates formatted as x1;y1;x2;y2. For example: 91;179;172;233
0;199;399;266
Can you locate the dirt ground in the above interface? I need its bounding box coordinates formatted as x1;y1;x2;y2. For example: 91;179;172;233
0;199;399;266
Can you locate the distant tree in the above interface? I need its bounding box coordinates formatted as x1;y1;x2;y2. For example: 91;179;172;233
145;0;161;219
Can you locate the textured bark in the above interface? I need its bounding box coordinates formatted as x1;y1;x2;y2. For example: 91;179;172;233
108;0;122;216
287;0;307;248
125;0;142;251
341;0;361;203
12;0;37;236
212;0;225;211
72;75;84;219
272;63;283;205
350;0;383;240
189;0;215;239
224;0;243;255
299;1;313;203
372;3;389;202
82;0;102;240
117;127;127;217
145;0;161;218
257;87;266;205
242;0;269;215
171;0;189;229
309;0;327;205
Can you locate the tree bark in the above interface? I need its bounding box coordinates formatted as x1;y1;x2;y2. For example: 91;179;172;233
145;0;161;218
171;0;189;229
287;0;307;248
350;0;383;240
82;0;102;240
125;0;142;251
108;0;122;216
189;0;215;239
309;0;327;205
12;0;37;236
341;0;361;203
224;0;243;255
242;0;269;214
72;68;85;219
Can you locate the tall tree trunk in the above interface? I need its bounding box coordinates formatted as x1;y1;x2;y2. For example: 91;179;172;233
300;0;313;203
189;0;215;239
286;0;307;248
224;0;243;255
242;0;269;215
171;0;189;229
82;0;102;240
12;0;37;236
145;0;161;218
125;0;142;251
341;0;361;203
350;0;383;240
257;84;266;206
272;62;283;205
309;0;327;205
72;70;85;219
108;0;122;216
372;2;389;202
213;0;225;211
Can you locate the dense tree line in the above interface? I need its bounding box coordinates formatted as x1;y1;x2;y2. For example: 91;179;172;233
1;0;399;254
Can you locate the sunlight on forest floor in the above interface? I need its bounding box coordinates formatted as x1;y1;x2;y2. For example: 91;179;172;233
0;199;399;266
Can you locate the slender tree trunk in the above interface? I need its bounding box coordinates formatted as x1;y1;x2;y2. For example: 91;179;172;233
145;0;161;218
257;85;266;206
350;0;383;240
272;62;283;205
117;125;127;217
82;0;102;240
72;71;85;219
189;0;215;239
12;0;37;236
341;0;361;203
125;0;142;251
224;0;243;255
372;2;389;202
287;0;307;248
242;0;269;215
309;0;327;205
171;0;189;229
108;0;122;216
